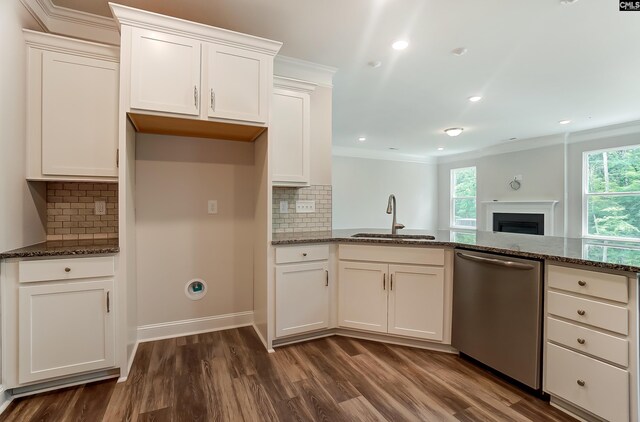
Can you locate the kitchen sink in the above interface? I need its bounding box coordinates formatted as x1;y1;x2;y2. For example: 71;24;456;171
351;233;436;240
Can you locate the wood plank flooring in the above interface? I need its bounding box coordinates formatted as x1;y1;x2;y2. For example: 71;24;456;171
0;327;576;421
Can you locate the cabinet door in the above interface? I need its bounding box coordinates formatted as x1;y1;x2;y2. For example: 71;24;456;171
130;28;201;116
207;44;269;123
19;279;115;383
41;51;118;177
338;261;388;333
271;88;310;186
275;262;329;338
388;265;445;341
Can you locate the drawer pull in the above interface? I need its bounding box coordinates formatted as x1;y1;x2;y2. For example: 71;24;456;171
577;309;586;316
577;338;586;345
578;280;587;287
577;379;586;387
64;267;71;273
302;253;307;257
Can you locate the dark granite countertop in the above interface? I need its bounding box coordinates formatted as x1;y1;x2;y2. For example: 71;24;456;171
1;239;119;259
272;229;640;274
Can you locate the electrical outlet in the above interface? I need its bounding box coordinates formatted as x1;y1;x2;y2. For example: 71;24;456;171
208;200;218;214
296;200;316;213
94;201;106;216
279;201;289;213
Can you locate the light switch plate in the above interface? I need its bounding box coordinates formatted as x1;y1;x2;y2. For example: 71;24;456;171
296;200;315;213
208;200;218;214
280;201;289;213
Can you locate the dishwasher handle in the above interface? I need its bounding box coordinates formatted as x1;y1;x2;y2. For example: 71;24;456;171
456;252;535;270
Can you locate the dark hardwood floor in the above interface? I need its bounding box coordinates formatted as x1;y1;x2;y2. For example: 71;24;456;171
0;327;576;421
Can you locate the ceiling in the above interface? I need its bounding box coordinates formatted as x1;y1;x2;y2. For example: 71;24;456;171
52;0;640;158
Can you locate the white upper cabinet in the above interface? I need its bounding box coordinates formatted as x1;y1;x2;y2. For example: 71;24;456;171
130;29;201;116
206;44;269;123
25;30;119;181
112;3;281;129
271;77;316;186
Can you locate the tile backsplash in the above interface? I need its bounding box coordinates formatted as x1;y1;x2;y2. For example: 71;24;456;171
46;182;118;241
272;185;332;233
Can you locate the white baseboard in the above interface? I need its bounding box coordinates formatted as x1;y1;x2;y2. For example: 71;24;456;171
137;311;254;343
0;387;13;415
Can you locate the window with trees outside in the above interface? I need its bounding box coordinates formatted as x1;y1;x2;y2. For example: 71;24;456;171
451;167;477;229
583;145;640;241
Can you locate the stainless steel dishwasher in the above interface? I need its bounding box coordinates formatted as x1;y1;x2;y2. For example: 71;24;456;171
452;249;543;390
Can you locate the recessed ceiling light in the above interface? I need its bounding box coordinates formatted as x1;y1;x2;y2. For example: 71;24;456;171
559;120;571;125
358;137;366;142
437;147;444;151
468;96;482;102
509;137;518;141
388;147;399;150
392;40;409;50
368;61;382;68
560;0;578;5
451;47;468;56
444;128;464;137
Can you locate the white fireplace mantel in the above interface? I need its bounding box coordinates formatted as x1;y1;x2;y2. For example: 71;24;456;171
481;200;559;236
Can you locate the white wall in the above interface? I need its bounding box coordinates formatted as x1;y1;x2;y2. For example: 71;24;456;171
0;1;46;252
437;144;565;234
135;134;255;326
332;156;438;230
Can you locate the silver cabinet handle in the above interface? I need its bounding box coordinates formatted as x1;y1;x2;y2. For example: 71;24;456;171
325;270;329;287
578;280;587;287
211;89;215;111
194;86;198;108
577;338;586;345
107;291;110;313
455;252;535;270
577;379;585;387
383;273;386;290
64;267;71;273
577;309;586;316
390;274;394;291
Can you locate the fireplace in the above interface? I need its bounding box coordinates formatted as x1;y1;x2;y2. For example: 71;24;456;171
493;213;544;235
483;200;558;236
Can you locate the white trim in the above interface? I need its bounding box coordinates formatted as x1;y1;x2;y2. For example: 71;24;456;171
0;387;13;415
136;311;254;342
110;3;281;56
23;29;119;62
19;0;119;45
483;200;559;236
252;324;275;353
274;56;337;88
117;340;140;383
273;76;317;94
332;146;437;164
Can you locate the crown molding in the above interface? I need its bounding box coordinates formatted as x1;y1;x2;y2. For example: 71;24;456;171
332;146;436;164
20;0;119;45
273;76;317;94
23;29;119;61
274;56;337;88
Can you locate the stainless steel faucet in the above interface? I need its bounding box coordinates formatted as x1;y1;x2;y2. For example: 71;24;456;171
386;194;405;235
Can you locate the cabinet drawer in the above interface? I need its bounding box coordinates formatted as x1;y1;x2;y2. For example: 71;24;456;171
547;291;628;335
19;256;115;283
547;317;628;367
339;245;444;266
275;245;329;264
548;265;628;303
546;343;629;422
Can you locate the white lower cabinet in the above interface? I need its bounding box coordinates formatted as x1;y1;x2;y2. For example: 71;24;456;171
18;279;115;384
274;245;331;339
338;246;448;342
275;262;329;338
544;264;637;422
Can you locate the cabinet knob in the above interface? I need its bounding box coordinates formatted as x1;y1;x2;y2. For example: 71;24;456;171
577;379;586;387
577;338;586;345
302;253;307;257
577;309;586;316
578;280;587;287
64;267;71;273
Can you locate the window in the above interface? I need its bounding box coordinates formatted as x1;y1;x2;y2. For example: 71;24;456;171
451;166;477;228
583;145;640;241
584;241;640;265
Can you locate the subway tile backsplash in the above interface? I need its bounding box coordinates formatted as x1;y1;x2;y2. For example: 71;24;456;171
273;185;331;233
46;182;118;241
